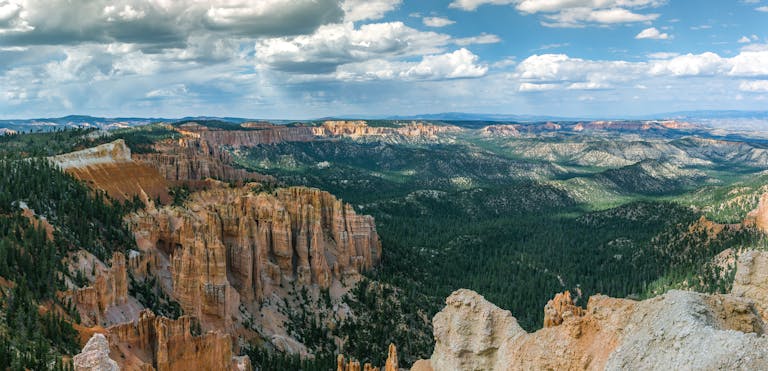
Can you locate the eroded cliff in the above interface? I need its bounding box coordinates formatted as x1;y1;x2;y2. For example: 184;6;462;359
414;251;768;370
126;183;381;331
50;139;170;203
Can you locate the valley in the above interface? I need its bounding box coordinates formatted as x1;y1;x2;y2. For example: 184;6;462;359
1;118;768;370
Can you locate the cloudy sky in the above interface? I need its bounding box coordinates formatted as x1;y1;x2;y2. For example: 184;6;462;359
0;0;767;119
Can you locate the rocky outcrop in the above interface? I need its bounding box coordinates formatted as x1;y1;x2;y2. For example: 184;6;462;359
51;139;170;203
415;253;768;371
479;125;520;137
135;135;271;184
319;121;461;140
73;333;119;371
336;343;398;371
732;250;768;322
543;291;584;328
107;309;249;371
745;193;768;233
127;184;381;329
66;251;142;327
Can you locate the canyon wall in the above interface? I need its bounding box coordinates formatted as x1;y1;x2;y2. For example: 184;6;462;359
105;310;249;371
414;251;768;370
127;184;381;329
50;139;170;203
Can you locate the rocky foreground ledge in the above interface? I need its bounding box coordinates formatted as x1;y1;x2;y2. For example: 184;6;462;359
412;250;768;371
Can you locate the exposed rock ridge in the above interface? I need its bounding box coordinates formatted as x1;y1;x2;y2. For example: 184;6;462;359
414;251;768;370
106;309;250;371
127;184;381;329
745;193;768;234
66;251;143;327
51;139;132;169
73;333;119;371
51;139;170;203
319;120;461;140
336;344;398;371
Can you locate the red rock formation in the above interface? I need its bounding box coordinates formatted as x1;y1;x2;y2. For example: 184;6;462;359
745;193;768;233
51;139;170;203
67;252;132;326
107;310;249;371
320;120;461;139
385;343;398;371
127;183;381;329
543;291;584;328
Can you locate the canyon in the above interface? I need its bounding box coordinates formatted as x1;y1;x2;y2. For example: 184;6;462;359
412;251;768;371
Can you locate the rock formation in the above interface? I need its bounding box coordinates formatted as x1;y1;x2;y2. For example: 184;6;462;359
745;193;768;234
65;251;143;327
319;120;461;140
336;343;398;371
126;183;381;329
478;125;520;137
51;139;170;203
732;250;768;322
543;290;584;328
73;333;119;371
414;251;768;370
107;310;249;371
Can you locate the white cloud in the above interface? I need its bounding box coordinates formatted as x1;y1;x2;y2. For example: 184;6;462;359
516;53;644;90
342;0;401;22
649;52;726;76
404;48;487;79
449;0;515;11
454;33;501;46
757;6;768;12
740;80;768;92
333;48;487;81
449;0;664;27
519;82;559;92
423;16;455;27
635;27;669;40
256;22;450;74
739;36;752;44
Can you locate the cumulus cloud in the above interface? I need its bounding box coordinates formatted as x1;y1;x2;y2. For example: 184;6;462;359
516;53;644;90
0;0;343;48
514;49;768;94
256;22;451;74
635;27;669;40
450;0;663;27
342;0;401;22
423;16;455;27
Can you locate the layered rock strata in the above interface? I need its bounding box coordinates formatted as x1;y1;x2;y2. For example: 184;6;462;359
65;251;143;327
745;193;768;234
51;139;170;203
127;184;381;329
106;310;249;371
414;251;768;370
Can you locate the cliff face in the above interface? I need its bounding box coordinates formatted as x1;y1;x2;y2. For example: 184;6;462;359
64;251;143;327
319;121;461;140
106;310;250;371
51;139;170;203
127;184;381;329
745;193;768;233
135;136;271;184
415;251;768;370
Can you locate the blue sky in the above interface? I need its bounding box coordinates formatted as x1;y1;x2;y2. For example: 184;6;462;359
0;0;767;119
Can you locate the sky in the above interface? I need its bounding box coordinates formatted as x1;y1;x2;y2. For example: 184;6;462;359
0;0;767;119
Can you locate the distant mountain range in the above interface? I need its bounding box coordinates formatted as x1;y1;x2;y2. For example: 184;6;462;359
2;111;768;133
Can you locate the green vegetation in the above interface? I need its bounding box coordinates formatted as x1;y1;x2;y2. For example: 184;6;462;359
233;134;768;364
0;156;140;368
